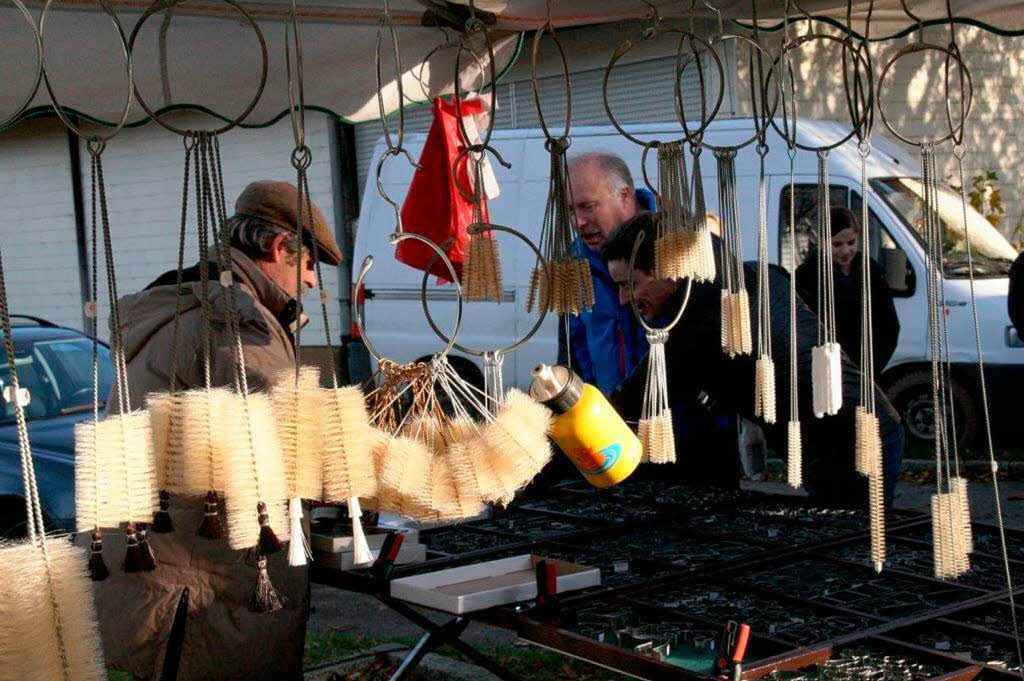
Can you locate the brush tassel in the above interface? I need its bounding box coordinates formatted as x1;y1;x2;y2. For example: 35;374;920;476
348;497;373;566
198;490;225;539
287;497;310;567
88;528;109;582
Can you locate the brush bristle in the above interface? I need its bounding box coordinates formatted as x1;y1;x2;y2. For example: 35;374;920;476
74;410;158;531
145;391;174;491
171;388;232;494
477;389;552;506
220;393;288;551
787;420;802;488
0;539;107;681
322;386;378;503
376;435;432;518
932;491;971;579
754;356;776;424
271;367;324;500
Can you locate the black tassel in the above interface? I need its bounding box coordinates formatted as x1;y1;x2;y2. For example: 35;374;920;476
136;526;157;572
153;490;174;533
88;528;109;582
123;522;144;573
256;501;282;556
198;490;224;539
249;554;285;613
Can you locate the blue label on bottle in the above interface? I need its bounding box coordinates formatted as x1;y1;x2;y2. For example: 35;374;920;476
577;442;622;475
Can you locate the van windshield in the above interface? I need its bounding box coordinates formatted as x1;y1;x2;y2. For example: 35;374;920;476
872;177;1017;278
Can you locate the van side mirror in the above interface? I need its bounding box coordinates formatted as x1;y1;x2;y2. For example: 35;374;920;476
881;247;915;297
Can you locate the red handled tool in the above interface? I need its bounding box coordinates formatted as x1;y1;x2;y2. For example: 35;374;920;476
371;531;404;581
713;621;750;679
534;559;560;622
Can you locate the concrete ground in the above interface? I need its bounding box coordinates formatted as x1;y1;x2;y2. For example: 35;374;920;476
306;480;1024;678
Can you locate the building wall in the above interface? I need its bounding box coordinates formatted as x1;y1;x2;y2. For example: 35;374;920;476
735;24;1024;237
0;118;82;330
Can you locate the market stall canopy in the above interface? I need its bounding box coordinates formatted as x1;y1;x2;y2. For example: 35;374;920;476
2;0;1023;131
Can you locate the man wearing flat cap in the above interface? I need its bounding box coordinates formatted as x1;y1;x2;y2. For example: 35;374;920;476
91;181;341;681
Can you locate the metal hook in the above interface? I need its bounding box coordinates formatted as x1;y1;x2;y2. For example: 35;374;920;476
375;4;406;154
690;0;723;39
627;230;692;335
453;17;498;151
899;0;925;42
414;39;486;104
355;232;464;363
531;18;572;144
450;143;511;204
419;224;550;356
375;146;419;233
285;0;306;151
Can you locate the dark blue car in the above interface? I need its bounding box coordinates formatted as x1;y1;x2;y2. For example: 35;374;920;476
0;316;112;537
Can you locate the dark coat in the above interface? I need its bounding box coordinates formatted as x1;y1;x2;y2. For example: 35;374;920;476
794;250;900;377
1009;250;1024;337
612;262;903;507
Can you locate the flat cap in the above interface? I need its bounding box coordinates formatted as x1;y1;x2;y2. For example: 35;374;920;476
234;180;342;266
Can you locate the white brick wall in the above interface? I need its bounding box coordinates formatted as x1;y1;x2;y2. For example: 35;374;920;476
0;118;83;331
76;112;344;345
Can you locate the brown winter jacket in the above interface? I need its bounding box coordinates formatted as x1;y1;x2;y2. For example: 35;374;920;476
87;248;308;681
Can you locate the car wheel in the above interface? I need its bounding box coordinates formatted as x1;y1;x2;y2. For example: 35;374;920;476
886;369;978;452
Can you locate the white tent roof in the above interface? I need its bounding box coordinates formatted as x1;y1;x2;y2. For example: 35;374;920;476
1;0;1021;130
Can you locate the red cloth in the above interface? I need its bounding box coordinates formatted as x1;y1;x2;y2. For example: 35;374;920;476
397;96;490;282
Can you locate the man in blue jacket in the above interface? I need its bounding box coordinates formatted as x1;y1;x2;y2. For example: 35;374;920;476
557;152;656;395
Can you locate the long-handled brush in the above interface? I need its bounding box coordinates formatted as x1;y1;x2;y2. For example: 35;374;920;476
0;238;107;680
715;149;752;357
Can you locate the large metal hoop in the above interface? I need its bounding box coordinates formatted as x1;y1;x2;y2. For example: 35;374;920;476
627;230;692;334
530;23;571;144
604;28;725;148
877;41;973;146
128;0;268;137
684;34;781;152
414;36;487;104
0;0;43;132
39;0;133;141
766;33;873;151
356;232;464;362
419;223;549;357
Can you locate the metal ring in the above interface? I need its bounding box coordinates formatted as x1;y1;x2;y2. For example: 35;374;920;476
877;41;973;146
355;232;463;363
450;143;511;204
414;39;487;104
419;224;550;357
639;141;661;196
840;35;874;143
375;146;419;232
530;23;571;144
453;22;497;150
672;32;726;144
128;0;268;137
627;230;692;335
944;41;968;146
375;14;405;153
686;34;782;152
0;0;43;132
604;28;724;147
766;33;873;151
39;0;133;141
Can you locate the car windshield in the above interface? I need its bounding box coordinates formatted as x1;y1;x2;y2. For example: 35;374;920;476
872;177;1018;278
0;336;112;425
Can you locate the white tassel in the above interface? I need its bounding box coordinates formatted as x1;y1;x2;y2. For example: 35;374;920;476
349;497;373;566
288;497;311;567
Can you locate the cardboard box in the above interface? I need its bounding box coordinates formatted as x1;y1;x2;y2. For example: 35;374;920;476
310;528;419;554
389;554;600;614
313;541;427;571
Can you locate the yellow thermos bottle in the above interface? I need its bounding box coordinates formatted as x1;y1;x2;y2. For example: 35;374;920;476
529;363;642;488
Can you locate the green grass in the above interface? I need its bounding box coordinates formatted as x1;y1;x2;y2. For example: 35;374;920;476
304;631;630;681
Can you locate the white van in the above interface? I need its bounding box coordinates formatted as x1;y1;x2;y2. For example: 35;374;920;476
352;119;1023;448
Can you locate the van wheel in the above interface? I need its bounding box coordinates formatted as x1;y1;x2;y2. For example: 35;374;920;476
0;495;30;539
886;370;978;453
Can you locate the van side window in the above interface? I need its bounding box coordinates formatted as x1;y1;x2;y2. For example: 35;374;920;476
850;191;915;297
777;184;849;273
